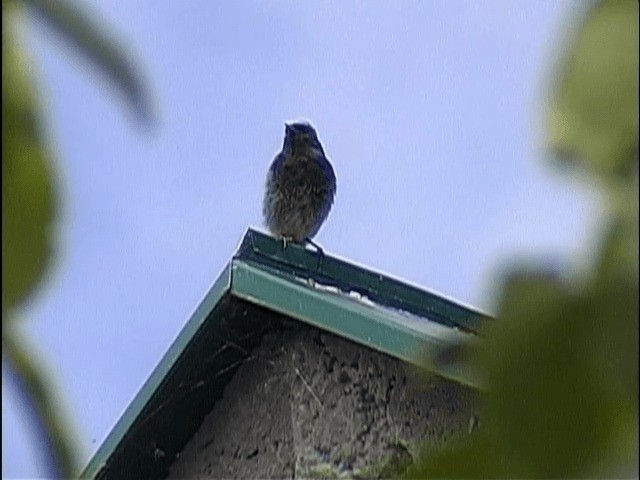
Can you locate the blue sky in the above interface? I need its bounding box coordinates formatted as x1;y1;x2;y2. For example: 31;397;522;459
3;1;599;477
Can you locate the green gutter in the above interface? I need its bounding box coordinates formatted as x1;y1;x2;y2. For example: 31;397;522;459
237;229;491;333
231;261;480;385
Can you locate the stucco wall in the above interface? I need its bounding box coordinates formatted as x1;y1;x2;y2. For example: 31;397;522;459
167;321;478;479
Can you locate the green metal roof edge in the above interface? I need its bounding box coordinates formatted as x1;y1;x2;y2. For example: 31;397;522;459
235;228;492;333
81;228;490;479
79;264;232;479
230;260;482;388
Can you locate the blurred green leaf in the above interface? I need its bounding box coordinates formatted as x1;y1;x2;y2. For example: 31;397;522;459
2;4;58;316
3;1;157;478
3;327;80;478
547;0;639;178
407;433;496;479
485;275;635;477
592;169;639;403
414;269;638;478
23;0;155;125
414;1;639;477
600;168;639;282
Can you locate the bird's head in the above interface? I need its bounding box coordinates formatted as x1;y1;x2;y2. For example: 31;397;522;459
283;121;324;155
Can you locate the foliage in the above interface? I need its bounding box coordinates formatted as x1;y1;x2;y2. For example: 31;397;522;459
2;0;153;477
410;1;639;478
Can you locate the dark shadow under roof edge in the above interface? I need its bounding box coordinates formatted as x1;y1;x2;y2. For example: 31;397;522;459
79;264;232;479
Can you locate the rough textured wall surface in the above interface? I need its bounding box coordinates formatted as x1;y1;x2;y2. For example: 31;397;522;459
167;322;478;479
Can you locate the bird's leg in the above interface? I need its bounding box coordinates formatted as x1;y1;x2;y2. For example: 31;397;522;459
281;236;292;251
304;237;324;254
304;238;325;270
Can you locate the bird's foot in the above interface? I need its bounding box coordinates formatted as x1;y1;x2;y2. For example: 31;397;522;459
281;236;293;251
304;238;325;270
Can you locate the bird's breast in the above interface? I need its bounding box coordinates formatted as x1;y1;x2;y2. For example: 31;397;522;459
280;153;325;182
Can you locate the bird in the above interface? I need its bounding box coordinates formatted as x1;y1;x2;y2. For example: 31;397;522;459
262;121;337;249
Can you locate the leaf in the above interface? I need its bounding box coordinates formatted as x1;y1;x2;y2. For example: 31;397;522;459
2;4;58;315
492;275;635;476
599;168;639;284
592;169;639;404
23;0;155;125
414;2;639;478
3;326;80;478
547;0;639;179
408;433;497;479
414;270;638;478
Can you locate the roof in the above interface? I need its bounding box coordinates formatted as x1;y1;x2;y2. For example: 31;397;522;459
80;228;492;479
